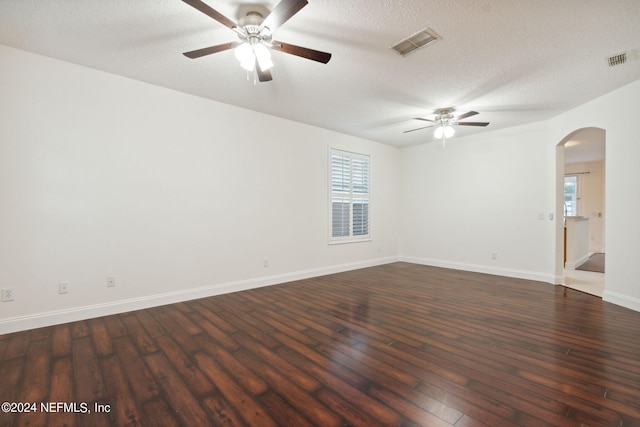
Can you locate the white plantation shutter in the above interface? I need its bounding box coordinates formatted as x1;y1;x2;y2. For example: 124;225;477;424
330;150;370;242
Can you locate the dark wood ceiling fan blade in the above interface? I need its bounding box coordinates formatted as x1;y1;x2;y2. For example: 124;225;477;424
183;41;238;58
456;121;490;126
274;41;331;63
403;125;435;133
414;117;436;122
181;0;237;30
256;61;273;82
455;111;479;120
262;0;308;32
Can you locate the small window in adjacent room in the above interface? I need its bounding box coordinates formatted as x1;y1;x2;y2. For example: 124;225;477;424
564;175;579;216
329;149;370;243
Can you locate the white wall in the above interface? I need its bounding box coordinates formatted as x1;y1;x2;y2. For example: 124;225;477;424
549;79;640;311
398;122;556;283
0;45;400;333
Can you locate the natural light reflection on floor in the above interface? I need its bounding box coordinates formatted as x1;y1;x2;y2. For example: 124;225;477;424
563;269;605;297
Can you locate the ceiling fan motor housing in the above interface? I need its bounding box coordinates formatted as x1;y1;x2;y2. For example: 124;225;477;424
239;11;264;27
434;107;455;122
238;11;272;43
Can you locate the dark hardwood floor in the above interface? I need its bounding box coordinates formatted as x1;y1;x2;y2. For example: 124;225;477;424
1;262;640;426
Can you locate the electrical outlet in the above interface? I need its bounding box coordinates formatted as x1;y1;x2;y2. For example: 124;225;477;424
107;276;116;287
2;287;15;302
59;282;69;294
491;252;498;260
263;258;269;267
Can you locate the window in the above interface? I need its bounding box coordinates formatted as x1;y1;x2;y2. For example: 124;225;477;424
330;149;370;243
564;175;578;216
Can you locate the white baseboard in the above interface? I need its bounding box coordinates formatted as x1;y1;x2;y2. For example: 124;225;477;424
0;256;399;335
399;256;556;284
565;253;591;270
603;290;640;312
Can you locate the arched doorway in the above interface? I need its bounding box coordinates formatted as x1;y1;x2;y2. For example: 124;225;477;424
555;127;606;296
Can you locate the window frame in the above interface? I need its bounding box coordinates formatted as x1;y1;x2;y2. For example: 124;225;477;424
328;148;371;244
564;174;579;217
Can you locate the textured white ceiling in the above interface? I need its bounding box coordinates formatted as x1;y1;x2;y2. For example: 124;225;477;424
1;0;639;147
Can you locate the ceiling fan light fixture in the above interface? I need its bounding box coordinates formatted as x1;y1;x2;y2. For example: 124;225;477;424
234;40;273;72
444;125;455;138
234;42;255;70
434;125;444;139
434;124;454;139
254;42;274;71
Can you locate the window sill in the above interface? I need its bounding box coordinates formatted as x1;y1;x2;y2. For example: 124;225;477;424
329;237;372;245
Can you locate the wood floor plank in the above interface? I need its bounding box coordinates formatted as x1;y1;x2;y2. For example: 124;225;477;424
144;352;210;427
200;395;247;427
18;340;51;402
275;343;402;427
2;262;640;426
157;305;202;336
367;383;459;427
70;321;90;339
147;306;201;354
232;347;343;427
51;323;71;358
315;341;464;424
2;331;30;361
194;334;268;396
194;351;280;427
99;355;143;426
0;335;8;361
134;310;165;339
187;309;240;351
154;335;215;397
112;336;160;402
240;307;319;346
257;390;316;427
211;300;281;350
103;314;128;339
0;358;24;427
89;318;113;356
414;379;522;427
15;338;50;427
139;398;181;427
71;336;105;403
232;331;321;393
120;314;157;355
48;356;77;427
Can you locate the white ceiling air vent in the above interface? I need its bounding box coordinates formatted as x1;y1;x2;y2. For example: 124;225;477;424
607;48;640;67
390;27;441;57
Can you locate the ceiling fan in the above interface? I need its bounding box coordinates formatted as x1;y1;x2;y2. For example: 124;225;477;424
180;0;332;82
404;108;489;140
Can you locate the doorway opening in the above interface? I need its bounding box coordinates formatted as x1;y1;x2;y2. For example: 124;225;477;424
555;127;606;296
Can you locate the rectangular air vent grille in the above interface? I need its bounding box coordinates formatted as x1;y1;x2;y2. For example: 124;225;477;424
608;52;627;67
607;49;639;67
390;28;441;57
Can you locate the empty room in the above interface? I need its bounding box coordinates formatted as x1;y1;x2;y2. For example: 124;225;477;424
1;1;640;426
